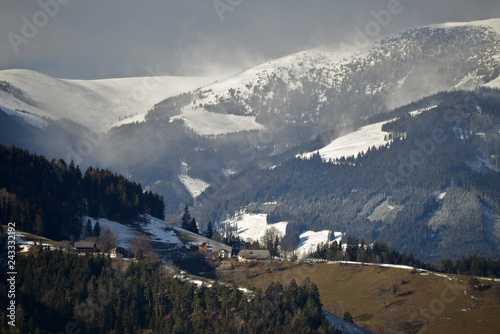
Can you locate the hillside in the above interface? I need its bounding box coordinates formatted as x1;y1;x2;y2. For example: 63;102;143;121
229;261;500;334
2;18;500;262
2;18;500;216
99;17;500;212
197;88;500;262
0;69;219;132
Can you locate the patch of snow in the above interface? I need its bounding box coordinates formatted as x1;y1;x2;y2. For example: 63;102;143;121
139;215;182;246
178;162;210;199
299;120;393;162
83;215;182;248
83;216;138;247
0;104;48;129
223;212;287;243
485;75;500;89
466;155;498;172
409;105;437;117
178;175;210;198
435;190;447;201
174;107;265;136
297;230;341;258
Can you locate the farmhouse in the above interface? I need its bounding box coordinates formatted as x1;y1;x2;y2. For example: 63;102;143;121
199;242;212;254
74;241;97;254
109;246;128;258
238;249;271;262
212;246;232;259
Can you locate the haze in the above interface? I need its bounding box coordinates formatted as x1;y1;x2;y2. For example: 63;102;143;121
1;0;500;79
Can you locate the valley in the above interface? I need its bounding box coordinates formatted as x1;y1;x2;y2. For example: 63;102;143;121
2;13;500;333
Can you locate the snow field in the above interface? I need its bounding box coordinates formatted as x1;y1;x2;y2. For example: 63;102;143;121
223;212;288;242
0;69;220;132
296;231;342;258
178;162;210;198
174;107;266;136
223;211;343;258
83;215;182;248
300;121;392;162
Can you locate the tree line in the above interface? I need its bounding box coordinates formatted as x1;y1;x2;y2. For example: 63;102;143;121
307;236;500;278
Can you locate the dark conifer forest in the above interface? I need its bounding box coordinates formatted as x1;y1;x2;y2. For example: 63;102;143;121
0;249;338;334
0;144;165;241
197;88;500;262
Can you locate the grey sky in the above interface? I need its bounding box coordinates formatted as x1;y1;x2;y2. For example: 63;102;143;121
1;0;500;79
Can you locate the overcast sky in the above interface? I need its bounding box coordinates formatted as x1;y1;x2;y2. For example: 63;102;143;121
1;0;500;79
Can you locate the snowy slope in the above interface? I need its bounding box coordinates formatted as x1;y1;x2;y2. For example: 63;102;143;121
222;211;342;257
0;69;219;132
435;17;500;39
164;17;500;137
297;231;342;258
300;120;392;162
172;107;266;136
178;162;210;198
223;212;288;242
83;215;182;248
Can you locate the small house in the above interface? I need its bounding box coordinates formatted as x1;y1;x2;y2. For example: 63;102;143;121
238;249;271;262
212;246;232;259
199;242;209;253
74;241;97;254
109;246;128;258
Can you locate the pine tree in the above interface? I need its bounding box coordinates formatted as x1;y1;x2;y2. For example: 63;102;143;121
85;219;93;238
181;204;191;230
207;221;213;239
190;218;199;234
343;311;354;324
93;221;101;237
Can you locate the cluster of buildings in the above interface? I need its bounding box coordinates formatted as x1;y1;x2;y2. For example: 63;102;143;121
73;241;129;258
198;242;272;262
74;240;274;262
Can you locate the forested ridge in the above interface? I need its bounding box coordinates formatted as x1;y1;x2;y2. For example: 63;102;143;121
0;144;165;241
197;88;500;262
0;249;338;334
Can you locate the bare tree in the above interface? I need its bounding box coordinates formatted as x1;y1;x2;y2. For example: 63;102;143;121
129;233;160;264
260;226;282;257
98;226;118;252
129;233;153;257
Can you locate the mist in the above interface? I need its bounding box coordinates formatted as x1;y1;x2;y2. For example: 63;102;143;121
1;0;500;79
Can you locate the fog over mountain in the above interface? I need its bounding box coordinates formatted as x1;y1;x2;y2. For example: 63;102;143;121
2;2;500;263
2;1;500;79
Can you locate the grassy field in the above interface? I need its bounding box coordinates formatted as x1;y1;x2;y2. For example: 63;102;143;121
220;261;500;333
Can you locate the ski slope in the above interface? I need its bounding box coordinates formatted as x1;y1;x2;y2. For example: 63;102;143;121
300;120;392;162
0;69;220;132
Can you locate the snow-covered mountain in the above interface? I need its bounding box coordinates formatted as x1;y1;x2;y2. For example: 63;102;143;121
0;69;220;132
154;17;500;138
2;17;500;221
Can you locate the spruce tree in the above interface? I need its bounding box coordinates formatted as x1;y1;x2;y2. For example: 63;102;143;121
207;221;213;239
181;204;191;230
190;218;199;234
93;221;101;237
85;219;93;238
